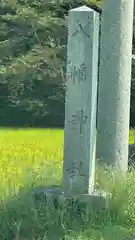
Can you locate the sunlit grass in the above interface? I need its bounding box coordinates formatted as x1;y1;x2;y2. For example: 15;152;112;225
0;127;134;200
0;128;135;239
129;128;135;145
0;128;64;200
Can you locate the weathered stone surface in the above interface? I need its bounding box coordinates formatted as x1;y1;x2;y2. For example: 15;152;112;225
32;186;109;213
59;189;109;213
63;6;99;195
33;185;64;196
32;185;64;208
97;0;134;172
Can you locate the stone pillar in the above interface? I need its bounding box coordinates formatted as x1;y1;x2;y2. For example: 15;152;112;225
63;6;99;195
97;0;134;171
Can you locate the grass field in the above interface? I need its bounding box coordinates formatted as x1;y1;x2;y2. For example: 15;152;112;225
0;128;135;239
129;128;135;145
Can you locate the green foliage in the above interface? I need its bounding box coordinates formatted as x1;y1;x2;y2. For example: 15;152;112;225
0;0;135;126
0;0;68;127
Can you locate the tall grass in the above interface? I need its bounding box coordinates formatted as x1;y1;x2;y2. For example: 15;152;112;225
0;128;135;240
0;128;64;199
129;128;135;145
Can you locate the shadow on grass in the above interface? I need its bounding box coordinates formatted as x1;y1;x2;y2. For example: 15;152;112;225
0;165;135;239
0;180;134;240
0;185;107;240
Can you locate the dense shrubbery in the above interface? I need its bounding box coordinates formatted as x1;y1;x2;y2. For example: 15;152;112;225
0;0;134;127
0;0;67;127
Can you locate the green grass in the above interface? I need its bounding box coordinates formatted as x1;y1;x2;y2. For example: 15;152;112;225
0;128;64;197
129;128;135;145
0;128;135;239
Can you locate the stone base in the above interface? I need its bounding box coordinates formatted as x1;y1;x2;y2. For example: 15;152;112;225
32;186;109;212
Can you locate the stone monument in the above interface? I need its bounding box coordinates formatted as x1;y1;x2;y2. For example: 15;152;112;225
97;0;134;172
33;6;107;210
63;5;99;195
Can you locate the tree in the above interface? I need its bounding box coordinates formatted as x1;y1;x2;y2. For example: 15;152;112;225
0;0;135;127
